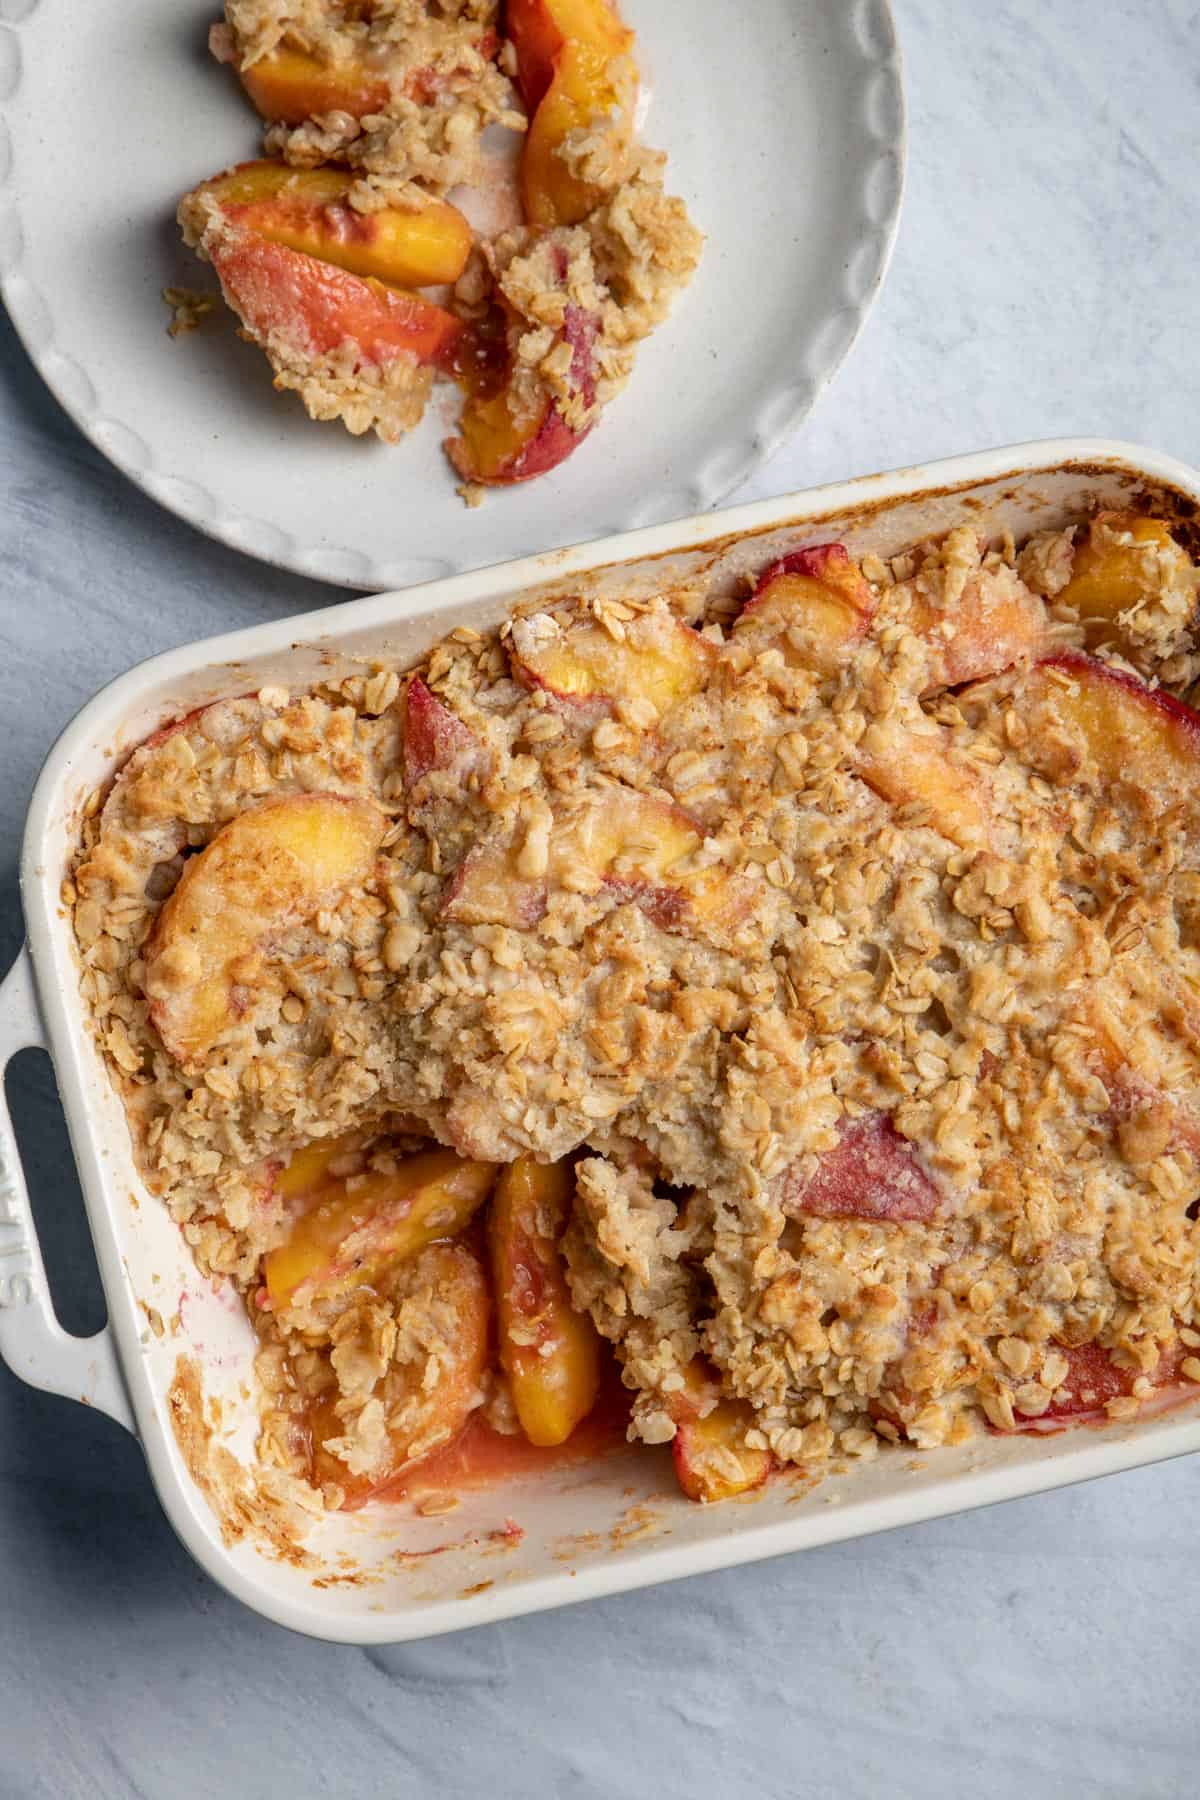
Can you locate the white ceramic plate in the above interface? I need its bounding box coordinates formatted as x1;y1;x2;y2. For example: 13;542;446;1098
0;0;904;589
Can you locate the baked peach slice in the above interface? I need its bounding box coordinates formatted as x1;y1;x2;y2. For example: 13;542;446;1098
444;786;751;934
562;787;753;934
141;702;229;754
447;302;597;486
992;1339;1196;1435
490;1156;601;1447
192;221;465;376
1085;993;1200;1164
508;608;715;716
780;1112;942;1225
263;1146;498;1314
559;788;715;921
734;543;875;676
311;1241;490;1507
508;0;637;227
857;717;991;849
219;19;500;126
667;1360;773;1503
215;35;392;126
1010;652;1200;797
402;676;491;793
273;1130;370;1204
251;1128;373;1236
190;162;472;289
443;838;548;930
144;793;385;1066
1058;512;1195;630
910;563;1047;691
1008;1341;1138;1431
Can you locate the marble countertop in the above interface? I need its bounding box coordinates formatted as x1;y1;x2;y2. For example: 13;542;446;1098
2;3;1199;1794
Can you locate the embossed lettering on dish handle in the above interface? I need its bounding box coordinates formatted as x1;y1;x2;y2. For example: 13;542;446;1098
0;1274;34;1309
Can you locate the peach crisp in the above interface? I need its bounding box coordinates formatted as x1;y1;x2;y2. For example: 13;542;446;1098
71;506;1200;1508
181;0;701;488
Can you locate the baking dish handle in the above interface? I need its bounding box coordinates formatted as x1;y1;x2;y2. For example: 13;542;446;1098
0;948;136;1435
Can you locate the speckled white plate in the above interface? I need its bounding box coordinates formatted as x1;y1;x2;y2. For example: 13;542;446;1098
0;0;904;589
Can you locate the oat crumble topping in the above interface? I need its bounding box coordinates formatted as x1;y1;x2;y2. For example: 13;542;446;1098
72;508;1200;1503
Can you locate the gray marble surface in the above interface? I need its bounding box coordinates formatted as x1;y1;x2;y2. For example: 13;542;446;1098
2;3;1199;1795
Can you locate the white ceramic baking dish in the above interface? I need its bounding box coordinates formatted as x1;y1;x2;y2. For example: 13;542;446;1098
4;438;1200;1646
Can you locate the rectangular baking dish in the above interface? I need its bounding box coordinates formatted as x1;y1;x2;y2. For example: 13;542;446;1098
4;437;1200;1646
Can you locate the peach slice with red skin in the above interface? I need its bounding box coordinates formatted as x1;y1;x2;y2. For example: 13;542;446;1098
735;543;875;676
667;1360;773;1503
508;608;716;716
489;1156;602;1447
447;301;597;486
506;0;585;114
558;789;750;933
992;1339;1196;1435
507;0;637;228
1058;512;1194;629
1010;1341;1136;1431
741;538;1045;691
144;792;385;1067
263;1146;498;1315
402;676;490;791
781;1112;942;1225
1011;651;1200;799
311;1241;490;1507
450;388;587;485
141;702;234;754
192;162;473;289
200;226;465;373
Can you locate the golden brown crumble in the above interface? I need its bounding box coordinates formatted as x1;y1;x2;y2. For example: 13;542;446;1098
485;155;703;439
73;510;1200;1497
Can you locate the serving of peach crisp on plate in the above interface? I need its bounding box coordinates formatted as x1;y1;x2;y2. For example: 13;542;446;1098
67;503;1200;1511
179;0;702;496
